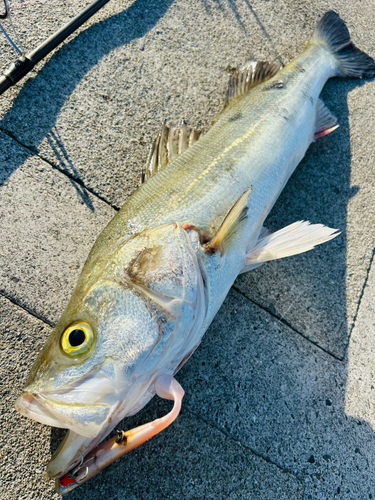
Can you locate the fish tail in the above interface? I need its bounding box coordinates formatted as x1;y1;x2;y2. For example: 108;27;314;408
311;11;375;78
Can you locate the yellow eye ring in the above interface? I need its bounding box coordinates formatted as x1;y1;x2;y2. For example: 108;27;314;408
61;321;94;356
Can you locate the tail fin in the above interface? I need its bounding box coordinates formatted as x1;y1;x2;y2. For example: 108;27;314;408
312;11;375;78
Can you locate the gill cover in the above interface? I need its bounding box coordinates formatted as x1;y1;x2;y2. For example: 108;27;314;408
16;222;205;449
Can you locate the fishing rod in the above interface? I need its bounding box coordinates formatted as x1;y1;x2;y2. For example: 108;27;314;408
0;0;112;96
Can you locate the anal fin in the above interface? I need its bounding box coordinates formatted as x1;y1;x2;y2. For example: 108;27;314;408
314;98;339;140
205;187;252;255
241;220;340;273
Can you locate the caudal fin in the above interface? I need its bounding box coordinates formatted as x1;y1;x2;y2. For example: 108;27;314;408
312;11;375;78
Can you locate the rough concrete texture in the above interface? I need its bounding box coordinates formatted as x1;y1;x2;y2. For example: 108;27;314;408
345;254;375;427
0;132;114;324
0;295;302;500
180;290;375;499
0;0;375;498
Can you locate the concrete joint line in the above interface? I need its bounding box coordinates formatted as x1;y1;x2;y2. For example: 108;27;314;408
0;128;120;211
348;245;375;343
184;406;304;483
0;290;54;327
232;286;343;362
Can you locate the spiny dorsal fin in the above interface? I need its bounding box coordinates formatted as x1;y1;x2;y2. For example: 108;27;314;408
225;61;282;107
141;121;202;184
314;98;339;140
205;187;252;255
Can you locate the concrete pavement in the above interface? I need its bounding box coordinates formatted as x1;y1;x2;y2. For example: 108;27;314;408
1;1;375;498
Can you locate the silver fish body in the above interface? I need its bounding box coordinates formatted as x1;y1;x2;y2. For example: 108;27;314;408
15;11;375;487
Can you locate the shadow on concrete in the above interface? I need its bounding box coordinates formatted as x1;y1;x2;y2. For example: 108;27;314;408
0;0;174;209
201;0;284;64
4;0;374;496
235;76;368;359
49;75;373;499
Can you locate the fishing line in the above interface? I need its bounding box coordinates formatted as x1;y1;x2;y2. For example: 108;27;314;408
0;0;24;55
0;21;22;54
4;0;25;53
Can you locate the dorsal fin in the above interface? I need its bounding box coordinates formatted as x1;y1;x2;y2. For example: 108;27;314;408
141;121;202;184
225;61;282;107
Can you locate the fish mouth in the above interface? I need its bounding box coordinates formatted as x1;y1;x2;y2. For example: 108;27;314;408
47;429;98;478
15;393;112;478
15;392;65;428
15;391;111;439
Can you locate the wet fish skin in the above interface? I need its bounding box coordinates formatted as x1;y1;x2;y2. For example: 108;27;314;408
15;11;375;482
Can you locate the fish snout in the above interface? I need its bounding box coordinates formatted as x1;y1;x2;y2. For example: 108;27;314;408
15;388;112;439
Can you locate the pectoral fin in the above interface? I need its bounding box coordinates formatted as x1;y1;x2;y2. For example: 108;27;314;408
241;220;340;273
205;187;252;255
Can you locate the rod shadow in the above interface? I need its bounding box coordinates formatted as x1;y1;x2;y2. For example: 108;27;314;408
0;0;175;209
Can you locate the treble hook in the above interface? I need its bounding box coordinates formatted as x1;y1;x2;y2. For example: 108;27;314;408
0;0;7;19
69;451;95;483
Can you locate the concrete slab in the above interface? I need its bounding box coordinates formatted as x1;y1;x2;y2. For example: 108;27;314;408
0;132;114;324
0;1;375;499
0;295;303;500
1;0;374;356
179;289;375;499
346;254;375;429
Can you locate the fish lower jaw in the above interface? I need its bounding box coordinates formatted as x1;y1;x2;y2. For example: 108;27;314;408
16;390;113;440
46;430;96;478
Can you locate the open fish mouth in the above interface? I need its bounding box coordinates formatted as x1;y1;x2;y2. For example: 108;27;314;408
15;391;111;438
47;429;99;479
15;393;66;428
16;393;111;478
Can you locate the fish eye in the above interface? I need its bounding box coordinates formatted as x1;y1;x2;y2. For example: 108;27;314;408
60;321;94;356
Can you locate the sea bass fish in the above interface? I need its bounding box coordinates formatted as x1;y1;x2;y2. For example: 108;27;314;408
16;11;375;494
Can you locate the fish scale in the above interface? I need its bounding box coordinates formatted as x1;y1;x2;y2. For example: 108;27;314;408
14;11;375;494
94;48;333;261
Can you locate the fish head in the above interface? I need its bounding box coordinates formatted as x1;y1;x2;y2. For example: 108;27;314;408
15;223;204;477
15;275;166;475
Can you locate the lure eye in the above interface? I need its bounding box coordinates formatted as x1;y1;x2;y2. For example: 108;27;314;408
61;322;94;356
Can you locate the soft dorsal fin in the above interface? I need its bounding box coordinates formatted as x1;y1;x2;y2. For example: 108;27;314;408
225;61;282;107
141;121;202;184
205;187;252;255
